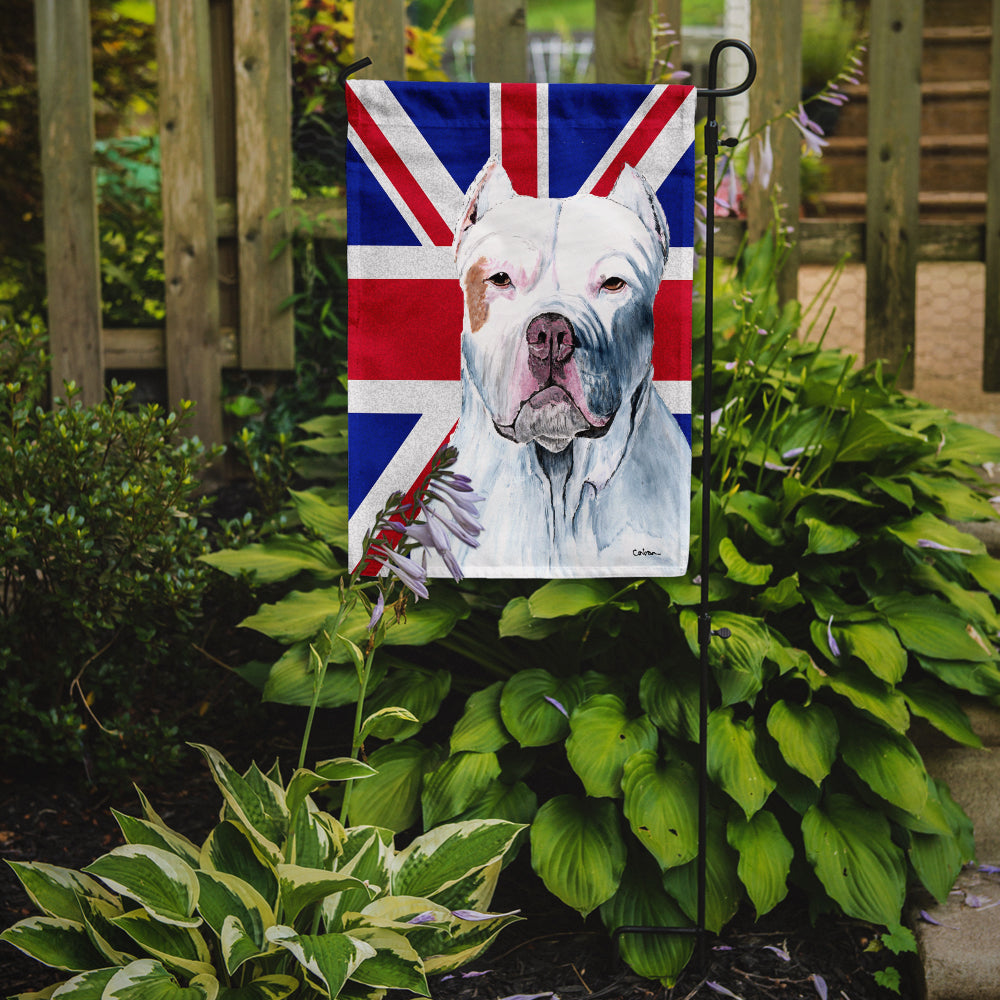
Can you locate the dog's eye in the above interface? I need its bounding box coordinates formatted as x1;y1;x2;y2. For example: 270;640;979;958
601;276;627;292
487;272;512;288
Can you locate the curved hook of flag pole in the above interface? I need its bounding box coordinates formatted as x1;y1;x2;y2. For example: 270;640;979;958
338;57;374;89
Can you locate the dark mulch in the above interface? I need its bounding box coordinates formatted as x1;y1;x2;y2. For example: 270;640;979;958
1;747;915;1000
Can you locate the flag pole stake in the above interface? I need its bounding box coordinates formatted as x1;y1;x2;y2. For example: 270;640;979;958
612;38;755;976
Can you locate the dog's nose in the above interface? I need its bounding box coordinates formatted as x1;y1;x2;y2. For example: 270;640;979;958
526;313;575;363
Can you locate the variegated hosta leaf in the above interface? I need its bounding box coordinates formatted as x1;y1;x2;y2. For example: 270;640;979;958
529;795;626;917
265;926;375;998
112;810;202;868
323;829;393;931
421;751;501;829
707;707;776;819
276;864;375;925
214;974;299;1000
499;669;585;747
288;802;343;870
285;760;375;824
83;845;200;928
727;810;793;917
0;916;107;972
102;958;218;999
391;820;524;901
195;871;274;973
838;718;929;817
46;966;118;997
661;810;742;934
4;861;118;922
77;894;136;966
219;915;271;980
420;859;501;918
802;793;906;926
599;853;694;987
422;907;522;975
621;751;699;871
765;700;838;786
450;681;511;754
200;822;278;910
565;695;658;799
191;745;287;863
345;926;429;995
110;908;214;979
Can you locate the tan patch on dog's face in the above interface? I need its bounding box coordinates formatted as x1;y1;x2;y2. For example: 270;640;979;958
464;257;492;333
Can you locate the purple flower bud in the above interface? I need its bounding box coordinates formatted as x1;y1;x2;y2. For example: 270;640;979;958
407;911;438;925
451;908;520;921
370;544;429;600
917;538;972;554
812;974;828;1000
367;590;385;631
827;616;841;658
544;695;569;717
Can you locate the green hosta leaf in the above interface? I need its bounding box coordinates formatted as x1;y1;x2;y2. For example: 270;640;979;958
835;621;907;684
680;610;770;706
288;489;348;546
530;795;626;917
499;670;584;747
393;820;524;901
497;597;564;639
661;810;741;933
450;682;511;754
277;865;374;925
260;643;388;709
200;536;340;584
621;751;698;871
874;594;995;662
866;474;914;509
639;664;699;742
835;409;927;463
839;719;928;817
655;573;737;606
5;862;118;923
0;916;107;971
916;655;1000;697
911;562;1000;633
362;667;451;740
809;661;910;732
724;490;784;545
265;926;375;997
347;740;442;832
527;579;616;618
200;822;278;910
755;573;805;614
195;871;273;973
565;695;658;798
802;793;906;926
727;811;793;918
901;680;982;748
112;812;201;868
111;909;214;978
285;759;376;822
360;706;421;742
453;779;538;827
967;553;1000;597
765;700;838;786
803;517;859;556
216;975;299;1000
909;827;965;905
191;746;287;862
421;751;502;828
346;926;428;994
935;421;1000;464
718;537;772;586
906;473;998;522
707;708;776;818
599;852;694;987
886;512;985;557
103;959;218;1000
83;846;200;928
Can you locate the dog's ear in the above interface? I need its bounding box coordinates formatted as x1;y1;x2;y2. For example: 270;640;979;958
454;159;516;255
608;165;670;263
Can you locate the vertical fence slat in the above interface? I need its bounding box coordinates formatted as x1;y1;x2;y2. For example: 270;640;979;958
474;0;527;82
983;0;1000;390
594;0;652;84
354;0;406;80
233;0;294;369
864;0;923;390
34;0;103;405
746;0;801;304
157;0;223;445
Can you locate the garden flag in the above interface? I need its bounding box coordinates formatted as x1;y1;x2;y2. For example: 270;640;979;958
347;81;695;578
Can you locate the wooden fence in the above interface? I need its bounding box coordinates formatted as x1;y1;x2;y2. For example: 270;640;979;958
33;0;1000;445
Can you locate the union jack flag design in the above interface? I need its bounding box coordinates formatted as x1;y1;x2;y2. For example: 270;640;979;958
347;80;696;575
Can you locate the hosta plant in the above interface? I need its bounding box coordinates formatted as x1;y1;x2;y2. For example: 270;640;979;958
1;744;523;999
340;234;1000;984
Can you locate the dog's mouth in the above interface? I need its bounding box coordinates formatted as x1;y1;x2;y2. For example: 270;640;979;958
494;384;613;453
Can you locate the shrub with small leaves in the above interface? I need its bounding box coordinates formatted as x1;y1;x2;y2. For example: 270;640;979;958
0;317;220;782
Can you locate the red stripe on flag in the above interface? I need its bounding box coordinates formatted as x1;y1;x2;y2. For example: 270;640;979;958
348;279;463;381
357;422;459;577
652;280;693;382
347;89;455;247
501;84;538;197
590;87;688;197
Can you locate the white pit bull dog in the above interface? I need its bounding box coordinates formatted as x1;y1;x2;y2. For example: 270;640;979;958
444;158;690;577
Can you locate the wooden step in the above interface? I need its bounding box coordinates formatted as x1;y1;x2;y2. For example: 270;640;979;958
813;190;987;222
832;80;991;137
821;134;989;193
922;25;993;83
922;0;992;28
